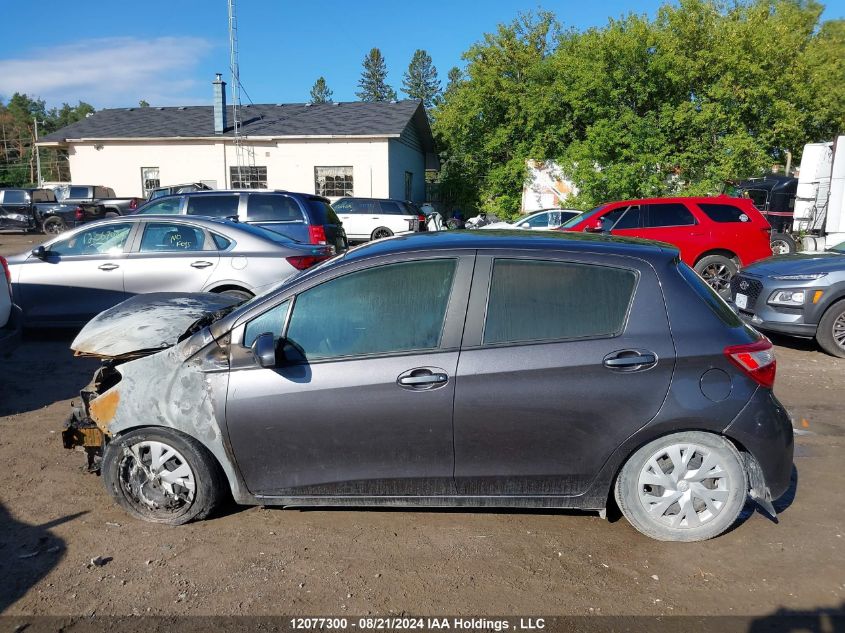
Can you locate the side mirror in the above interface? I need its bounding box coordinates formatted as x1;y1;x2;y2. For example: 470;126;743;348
251;332;277;368
31;245;47;259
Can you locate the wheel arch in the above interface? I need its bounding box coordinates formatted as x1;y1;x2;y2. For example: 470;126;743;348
205;282;254;296
693;248;741;267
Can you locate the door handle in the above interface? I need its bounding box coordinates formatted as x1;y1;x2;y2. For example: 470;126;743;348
397;367;449;390
191;261;213;269
98;263;119;271
603;350;657;370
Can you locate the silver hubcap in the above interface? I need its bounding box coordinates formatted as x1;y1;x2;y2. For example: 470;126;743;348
700;263;732;291
771;240;790;255
833;312;845;349
637;443;730;529
118;440;196;514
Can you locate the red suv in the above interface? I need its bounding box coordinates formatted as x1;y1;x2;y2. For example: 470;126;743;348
560;197;772;293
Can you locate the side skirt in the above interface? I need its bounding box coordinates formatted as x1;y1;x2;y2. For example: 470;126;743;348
253;495;605;511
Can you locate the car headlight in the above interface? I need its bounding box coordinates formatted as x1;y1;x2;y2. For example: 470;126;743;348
771;273;827;280
768;290;806;306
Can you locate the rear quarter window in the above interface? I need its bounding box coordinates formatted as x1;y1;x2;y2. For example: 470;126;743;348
306;199;341;225
186;195;240;218
677;262;743;326
697;203;752;223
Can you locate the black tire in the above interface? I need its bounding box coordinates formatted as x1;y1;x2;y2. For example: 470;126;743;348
41;216;67;235
614;431;748;542
694;255;737;297
370;227;394;241
770;233;796;255
219;288;253;302
102;427;225;525
816;300;845;358
104;211;120;218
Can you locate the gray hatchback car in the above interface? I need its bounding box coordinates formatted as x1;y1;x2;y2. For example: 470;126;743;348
63;231;793;542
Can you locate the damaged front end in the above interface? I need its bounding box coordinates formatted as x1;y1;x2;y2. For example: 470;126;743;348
62;292;240;473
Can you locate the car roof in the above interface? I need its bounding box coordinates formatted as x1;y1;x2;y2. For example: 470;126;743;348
341;229;678;264
142;189;330;203
602;196;749;206
336;197;413;203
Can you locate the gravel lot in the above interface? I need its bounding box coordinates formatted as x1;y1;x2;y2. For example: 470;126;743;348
1;231;843;621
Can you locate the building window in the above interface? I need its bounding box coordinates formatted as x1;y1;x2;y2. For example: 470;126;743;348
230;166;267;189
315;166;353;198
141;167;160;197
404;171;413;201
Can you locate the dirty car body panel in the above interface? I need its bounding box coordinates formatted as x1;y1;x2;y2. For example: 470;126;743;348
63;231;794;529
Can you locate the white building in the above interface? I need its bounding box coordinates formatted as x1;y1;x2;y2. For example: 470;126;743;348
37;76;438;201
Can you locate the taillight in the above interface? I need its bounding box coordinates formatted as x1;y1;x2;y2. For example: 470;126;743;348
724;338;776;388
286;256;326;270
418;214;427;231
129;198;138;210
308;225;327;245
74;206;84;221
1;256;12;299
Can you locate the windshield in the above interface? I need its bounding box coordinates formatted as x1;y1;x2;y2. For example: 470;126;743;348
829;241;845;254
561;204;607;228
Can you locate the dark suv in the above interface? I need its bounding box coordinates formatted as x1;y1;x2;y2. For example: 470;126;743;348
136;190;348;252
64;231;793;542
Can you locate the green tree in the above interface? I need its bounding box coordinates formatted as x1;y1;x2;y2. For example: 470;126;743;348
139;99;150;107
356;48;398;102
433;1;845;215
309;77;333;104
402;49;441;109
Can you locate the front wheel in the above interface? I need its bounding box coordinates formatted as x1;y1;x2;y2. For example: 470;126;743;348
614;432;748;541
770;233;796;255
102;428;225;525
816;300;845;358
694;255;737;297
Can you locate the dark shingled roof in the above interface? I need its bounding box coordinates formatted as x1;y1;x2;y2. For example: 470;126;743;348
40;100;434;151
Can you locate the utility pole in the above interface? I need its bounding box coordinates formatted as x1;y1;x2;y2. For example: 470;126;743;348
33;117;43;187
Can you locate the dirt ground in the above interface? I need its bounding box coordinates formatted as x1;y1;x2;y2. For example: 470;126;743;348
1;230;844;621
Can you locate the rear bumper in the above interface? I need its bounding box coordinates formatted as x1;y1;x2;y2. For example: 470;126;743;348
0;304;22;356
724;388;794;501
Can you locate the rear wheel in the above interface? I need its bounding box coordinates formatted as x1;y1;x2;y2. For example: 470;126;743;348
371;227;394;241
694;255;737;297
42;216;67;235
816;300;845;358
770;233;796;255
102;427;225;525
614;431;748;541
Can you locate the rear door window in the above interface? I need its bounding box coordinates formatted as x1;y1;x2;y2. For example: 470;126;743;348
483;259;637;345
697;203;751;223
138;198;182;215
139;222;207;252
246;194;305;223
644;203;696;227
68;186;90;200
353;199;379;214
186;195;240;218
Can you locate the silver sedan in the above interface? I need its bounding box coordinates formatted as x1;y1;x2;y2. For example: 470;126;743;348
6;215;335;327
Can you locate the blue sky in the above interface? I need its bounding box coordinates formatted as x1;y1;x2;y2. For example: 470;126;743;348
1;0;843;109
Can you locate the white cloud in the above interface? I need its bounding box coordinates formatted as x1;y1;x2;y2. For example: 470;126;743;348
0;37;215;108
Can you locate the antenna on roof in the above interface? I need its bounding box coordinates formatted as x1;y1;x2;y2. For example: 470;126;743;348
228;0;254;186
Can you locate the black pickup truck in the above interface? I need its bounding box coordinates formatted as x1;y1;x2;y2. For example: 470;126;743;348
54;185;143;220
0;188;81;234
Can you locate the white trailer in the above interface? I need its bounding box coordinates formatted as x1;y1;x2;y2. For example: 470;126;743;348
793;135;845;250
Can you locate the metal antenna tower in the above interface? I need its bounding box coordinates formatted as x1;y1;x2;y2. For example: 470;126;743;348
228;0;252;187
